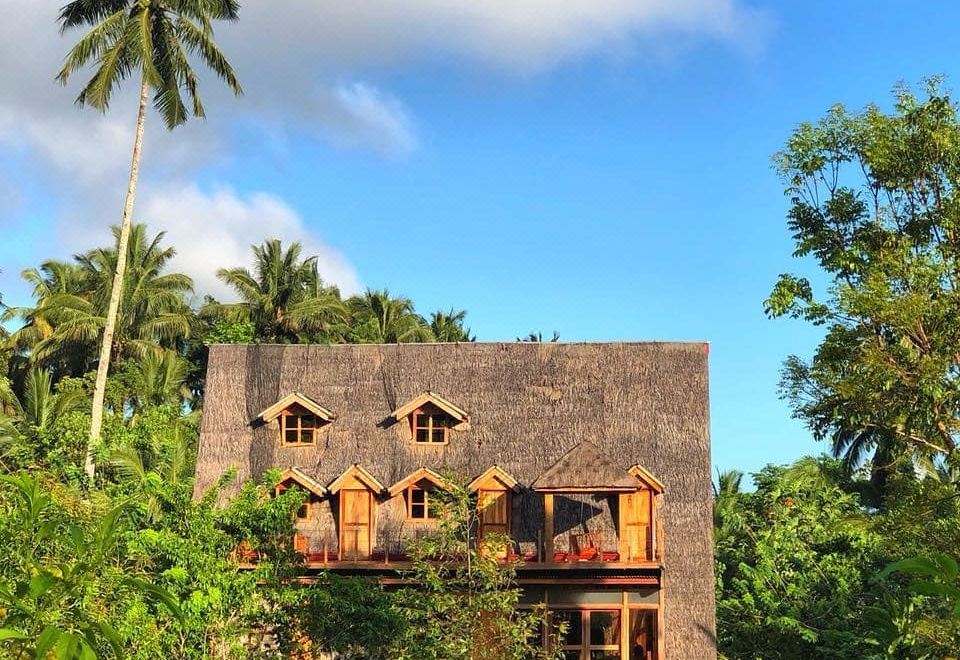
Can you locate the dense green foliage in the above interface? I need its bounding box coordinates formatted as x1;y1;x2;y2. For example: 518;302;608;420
765;78;960;503
7;18;960;655
717;80;960;659
0;226;528;659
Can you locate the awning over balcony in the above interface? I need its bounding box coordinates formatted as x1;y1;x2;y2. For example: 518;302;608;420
531;441;643;493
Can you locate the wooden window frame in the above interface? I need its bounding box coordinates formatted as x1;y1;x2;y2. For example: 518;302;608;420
411;406;452;445
406;485;438;520
281;411;318;446
545;601;660;660
296;500;310;520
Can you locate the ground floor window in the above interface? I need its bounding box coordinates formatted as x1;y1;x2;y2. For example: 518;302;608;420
549;607;657;660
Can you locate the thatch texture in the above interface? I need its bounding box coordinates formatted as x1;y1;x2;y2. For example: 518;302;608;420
196;342;715;657
531;440;641;490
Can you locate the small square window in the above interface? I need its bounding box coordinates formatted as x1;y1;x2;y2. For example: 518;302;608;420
282;413;318;445
412;407;452;444
408;487;437;520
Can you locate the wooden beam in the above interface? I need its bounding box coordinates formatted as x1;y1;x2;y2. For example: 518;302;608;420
620;591;629;659
618;493;626;561
543;493;554;562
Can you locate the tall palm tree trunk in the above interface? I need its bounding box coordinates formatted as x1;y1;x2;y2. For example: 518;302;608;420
84;76;149;481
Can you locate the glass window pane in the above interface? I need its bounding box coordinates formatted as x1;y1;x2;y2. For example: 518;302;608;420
412;489;425;504
301;415;315;428
301;429;314;444
416;428;430;443
563;652;582;660
285;429;299;444
431;428;445;443
590;611;620;646
411;503;425;519
297;504;308;519
629;610;656;660
590;652;620;660
553;611;582;646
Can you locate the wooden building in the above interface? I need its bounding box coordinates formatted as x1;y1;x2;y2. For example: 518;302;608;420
195;342;715;658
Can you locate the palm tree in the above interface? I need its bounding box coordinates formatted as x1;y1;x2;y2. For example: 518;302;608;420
712;468;745;541
57;0;243;480
111;421;195;523
9;226;194;375
11;369;86;439
73;224;195;361
125;349;193;412
517;330;560;342
347;289;431;343
429;309;475;342
205;239;346;343
3;261;89;376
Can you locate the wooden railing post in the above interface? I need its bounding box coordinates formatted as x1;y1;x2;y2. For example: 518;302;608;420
543;493;554;562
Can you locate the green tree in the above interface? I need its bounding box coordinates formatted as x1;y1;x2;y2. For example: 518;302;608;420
766;79;960;500
3;261;89;377
715;457;883;659
517;331;560;343
205;239;345;343
388;479;557;660
429;308;475;342
5;227;194;398
866;553;960;658
56;0;243;481
0;474;180;659
347;289;430;344
12;368;86;441
121;350;193;413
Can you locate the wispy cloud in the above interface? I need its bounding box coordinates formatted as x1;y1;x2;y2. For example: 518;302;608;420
0;0;769;300
140;184;361;300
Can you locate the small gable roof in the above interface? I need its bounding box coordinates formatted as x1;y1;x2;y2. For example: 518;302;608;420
531;441;640;492
276;467;328;497
467;465;521;493
387;467;451;497
628;464;665;493
327;464;385;493
391;391;468;423
256;392;335;423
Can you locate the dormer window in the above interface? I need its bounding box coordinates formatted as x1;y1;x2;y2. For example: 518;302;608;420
407;486;437;520
282;412;317;446
412;405;453;444
256;392;335;447
388;468;451;522
391;392;469;445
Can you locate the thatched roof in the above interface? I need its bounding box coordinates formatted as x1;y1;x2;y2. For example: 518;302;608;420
195;341;714;657
531;441;640;492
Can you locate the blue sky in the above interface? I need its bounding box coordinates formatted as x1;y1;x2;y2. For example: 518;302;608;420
1;1;958;477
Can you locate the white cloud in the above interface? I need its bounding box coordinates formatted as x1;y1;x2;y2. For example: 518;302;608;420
0;0;768;300
139;184;361;300
224;0;766;74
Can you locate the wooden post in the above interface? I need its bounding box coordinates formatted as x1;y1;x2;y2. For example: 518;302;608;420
543;493;554;562
536;530;542;563
617;493;626;562
620;591;629;658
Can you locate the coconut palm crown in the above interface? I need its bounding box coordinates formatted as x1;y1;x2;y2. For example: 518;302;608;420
57;0;242;129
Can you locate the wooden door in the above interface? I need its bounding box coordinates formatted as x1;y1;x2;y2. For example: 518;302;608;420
340;489;371;560
478;489;510;556
621;490;651;561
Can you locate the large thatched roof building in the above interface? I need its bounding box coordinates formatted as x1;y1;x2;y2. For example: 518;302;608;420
196;341;715;658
